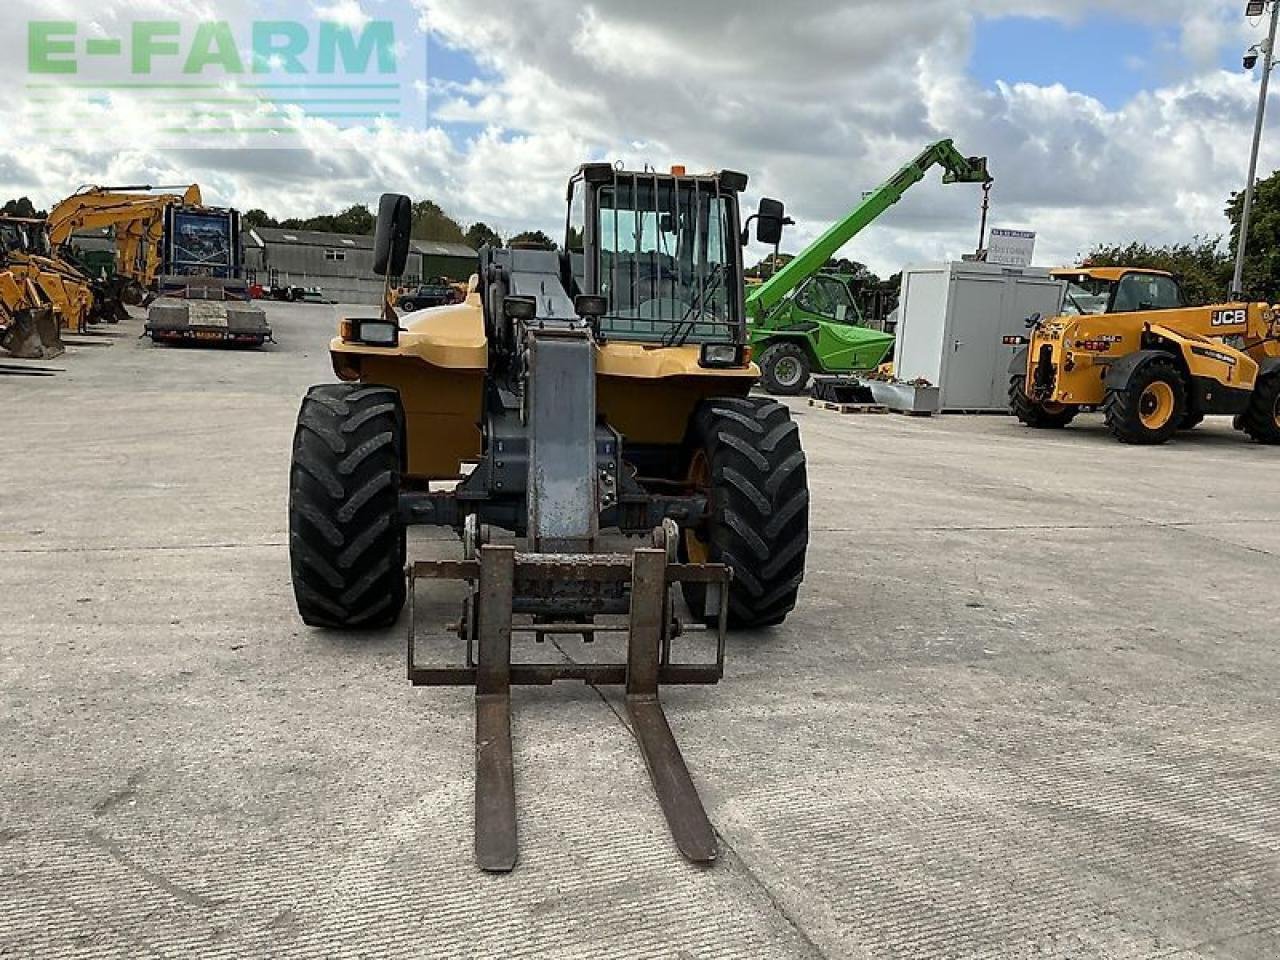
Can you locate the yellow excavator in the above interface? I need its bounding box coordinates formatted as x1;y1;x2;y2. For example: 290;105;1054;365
1007;267;1280;445
47;184;204;321
0;215;95;357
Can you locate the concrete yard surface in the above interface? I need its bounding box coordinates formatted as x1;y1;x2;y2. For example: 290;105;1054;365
1;302;1278;959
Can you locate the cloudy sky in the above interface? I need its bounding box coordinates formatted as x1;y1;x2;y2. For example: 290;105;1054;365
1;0;1277;275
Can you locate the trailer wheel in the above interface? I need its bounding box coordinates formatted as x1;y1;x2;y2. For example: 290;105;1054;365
681;397;809;629
1239;372;1280;445
1008;375;1077;429
1103;357;1185;445
289;384;407;629
759;342;812;396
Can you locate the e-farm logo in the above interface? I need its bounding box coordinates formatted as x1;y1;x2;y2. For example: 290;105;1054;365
21;13;424;146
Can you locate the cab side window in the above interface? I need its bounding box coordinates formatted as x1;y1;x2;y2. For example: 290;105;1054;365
1115;274;1181;312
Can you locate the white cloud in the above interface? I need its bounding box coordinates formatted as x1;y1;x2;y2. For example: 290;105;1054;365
0;0;1274;277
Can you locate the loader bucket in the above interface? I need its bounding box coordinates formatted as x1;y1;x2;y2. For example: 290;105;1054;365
1;308;64;360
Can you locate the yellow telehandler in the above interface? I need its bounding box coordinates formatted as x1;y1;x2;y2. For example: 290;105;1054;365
1007;267;1280;445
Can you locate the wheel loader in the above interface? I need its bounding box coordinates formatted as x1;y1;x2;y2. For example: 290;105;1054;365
1007;267;1280;445
288;166;811;872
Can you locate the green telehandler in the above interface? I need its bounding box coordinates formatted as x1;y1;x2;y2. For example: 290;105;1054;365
747;139;993;395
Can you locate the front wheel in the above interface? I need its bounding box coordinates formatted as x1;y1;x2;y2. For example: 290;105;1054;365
681;397;809;629
1239;372;1280;444
758;342;812;396
289;384;407;629
1103;357;1185;445
1009;375;1077;429
400;299;416;312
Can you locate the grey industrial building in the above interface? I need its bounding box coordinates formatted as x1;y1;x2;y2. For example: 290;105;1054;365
246;228;477;305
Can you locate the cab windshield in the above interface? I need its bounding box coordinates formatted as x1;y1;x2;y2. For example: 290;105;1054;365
596;177;735;343
1060;277;1113;316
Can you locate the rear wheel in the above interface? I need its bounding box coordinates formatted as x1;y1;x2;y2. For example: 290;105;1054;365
1103;357;1185;445
1008;375;1077;429
1239;372;1280;445
289;384;407;629
400;299;416;312
759;342;812;396
681;397;809;629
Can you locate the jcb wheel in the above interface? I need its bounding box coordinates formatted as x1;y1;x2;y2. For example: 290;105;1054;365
1103;357;1185;445
682;397;809;629
1239;373;1280;445
289;384;407;629
1008;375;1077;429
759;342;812;396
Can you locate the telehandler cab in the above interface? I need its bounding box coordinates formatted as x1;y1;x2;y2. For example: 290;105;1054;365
288;166;811;871
1008;267;1280;445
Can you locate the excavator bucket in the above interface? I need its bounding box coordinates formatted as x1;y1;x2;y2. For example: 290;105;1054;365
1;307;64;360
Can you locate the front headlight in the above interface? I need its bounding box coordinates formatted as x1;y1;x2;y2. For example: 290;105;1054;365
699;343;744;368
340;318;400;347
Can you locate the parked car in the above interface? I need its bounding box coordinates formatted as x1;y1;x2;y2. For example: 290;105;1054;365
397;282;460;312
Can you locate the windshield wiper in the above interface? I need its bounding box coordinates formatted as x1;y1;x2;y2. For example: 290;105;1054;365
664;262;724;347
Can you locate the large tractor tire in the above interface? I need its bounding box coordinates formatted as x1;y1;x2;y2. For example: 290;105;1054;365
758;342;812;396
1103;357;1185;446
1239;372;1280;445
289;384;407;629
1008;375;1077;429
682;397;809;629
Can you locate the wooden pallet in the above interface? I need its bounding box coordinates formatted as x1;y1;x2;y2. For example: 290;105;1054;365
808;399;889;415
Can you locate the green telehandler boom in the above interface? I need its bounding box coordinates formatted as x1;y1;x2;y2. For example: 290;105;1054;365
747;139;993;395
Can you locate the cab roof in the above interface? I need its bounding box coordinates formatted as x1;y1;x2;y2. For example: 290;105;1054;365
1051;267;1174;282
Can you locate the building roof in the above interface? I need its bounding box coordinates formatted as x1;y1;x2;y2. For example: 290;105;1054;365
253;227;373;250
252;226;475;260
415;240;477;259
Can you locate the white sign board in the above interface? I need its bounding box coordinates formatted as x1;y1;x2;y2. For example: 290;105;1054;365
987;228;1037;267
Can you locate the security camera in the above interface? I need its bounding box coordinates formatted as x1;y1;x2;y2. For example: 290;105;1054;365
1245;49;1261;70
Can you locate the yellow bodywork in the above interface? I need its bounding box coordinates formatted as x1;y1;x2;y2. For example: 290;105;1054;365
1028;304;1277;407
330;288;757;480
1025;268;1280;408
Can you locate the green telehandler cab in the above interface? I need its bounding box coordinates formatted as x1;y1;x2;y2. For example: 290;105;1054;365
747;139;992;394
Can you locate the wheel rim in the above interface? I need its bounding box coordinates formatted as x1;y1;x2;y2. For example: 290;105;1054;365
773;356;802;387
684;450;711;564
1139;382;1175;430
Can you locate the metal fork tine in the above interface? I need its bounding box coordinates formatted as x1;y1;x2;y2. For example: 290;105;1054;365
475;546;517;873
626;549;717;865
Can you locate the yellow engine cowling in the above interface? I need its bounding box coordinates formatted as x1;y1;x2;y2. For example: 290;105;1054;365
330;291;757;481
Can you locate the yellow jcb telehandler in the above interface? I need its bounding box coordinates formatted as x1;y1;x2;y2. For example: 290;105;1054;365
1007;267;1280;445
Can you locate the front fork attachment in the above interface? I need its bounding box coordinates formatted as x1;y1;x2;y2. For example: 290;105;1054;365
409;533;730;873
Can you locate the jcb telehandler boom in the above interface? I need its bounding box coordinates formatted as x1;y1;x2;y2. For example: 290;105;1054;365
1008;267;1280;445
747;139;992;394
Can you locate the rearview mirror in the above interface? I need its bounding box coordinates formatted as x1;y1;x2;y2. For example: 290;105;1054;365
756;198;786;246
373;193;413;277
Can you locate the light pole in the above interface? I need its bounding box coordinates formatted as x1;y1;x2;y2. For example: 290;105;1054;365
1232;0;1280;299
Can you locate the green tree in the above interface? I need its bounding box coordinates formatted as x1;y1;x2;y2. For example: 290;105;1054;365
2;197;47;219
1084;238;1232;306
1226;170;1280;301
243;209;278;230
508;230;557;250
411;200;466;244
464;221;503;250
